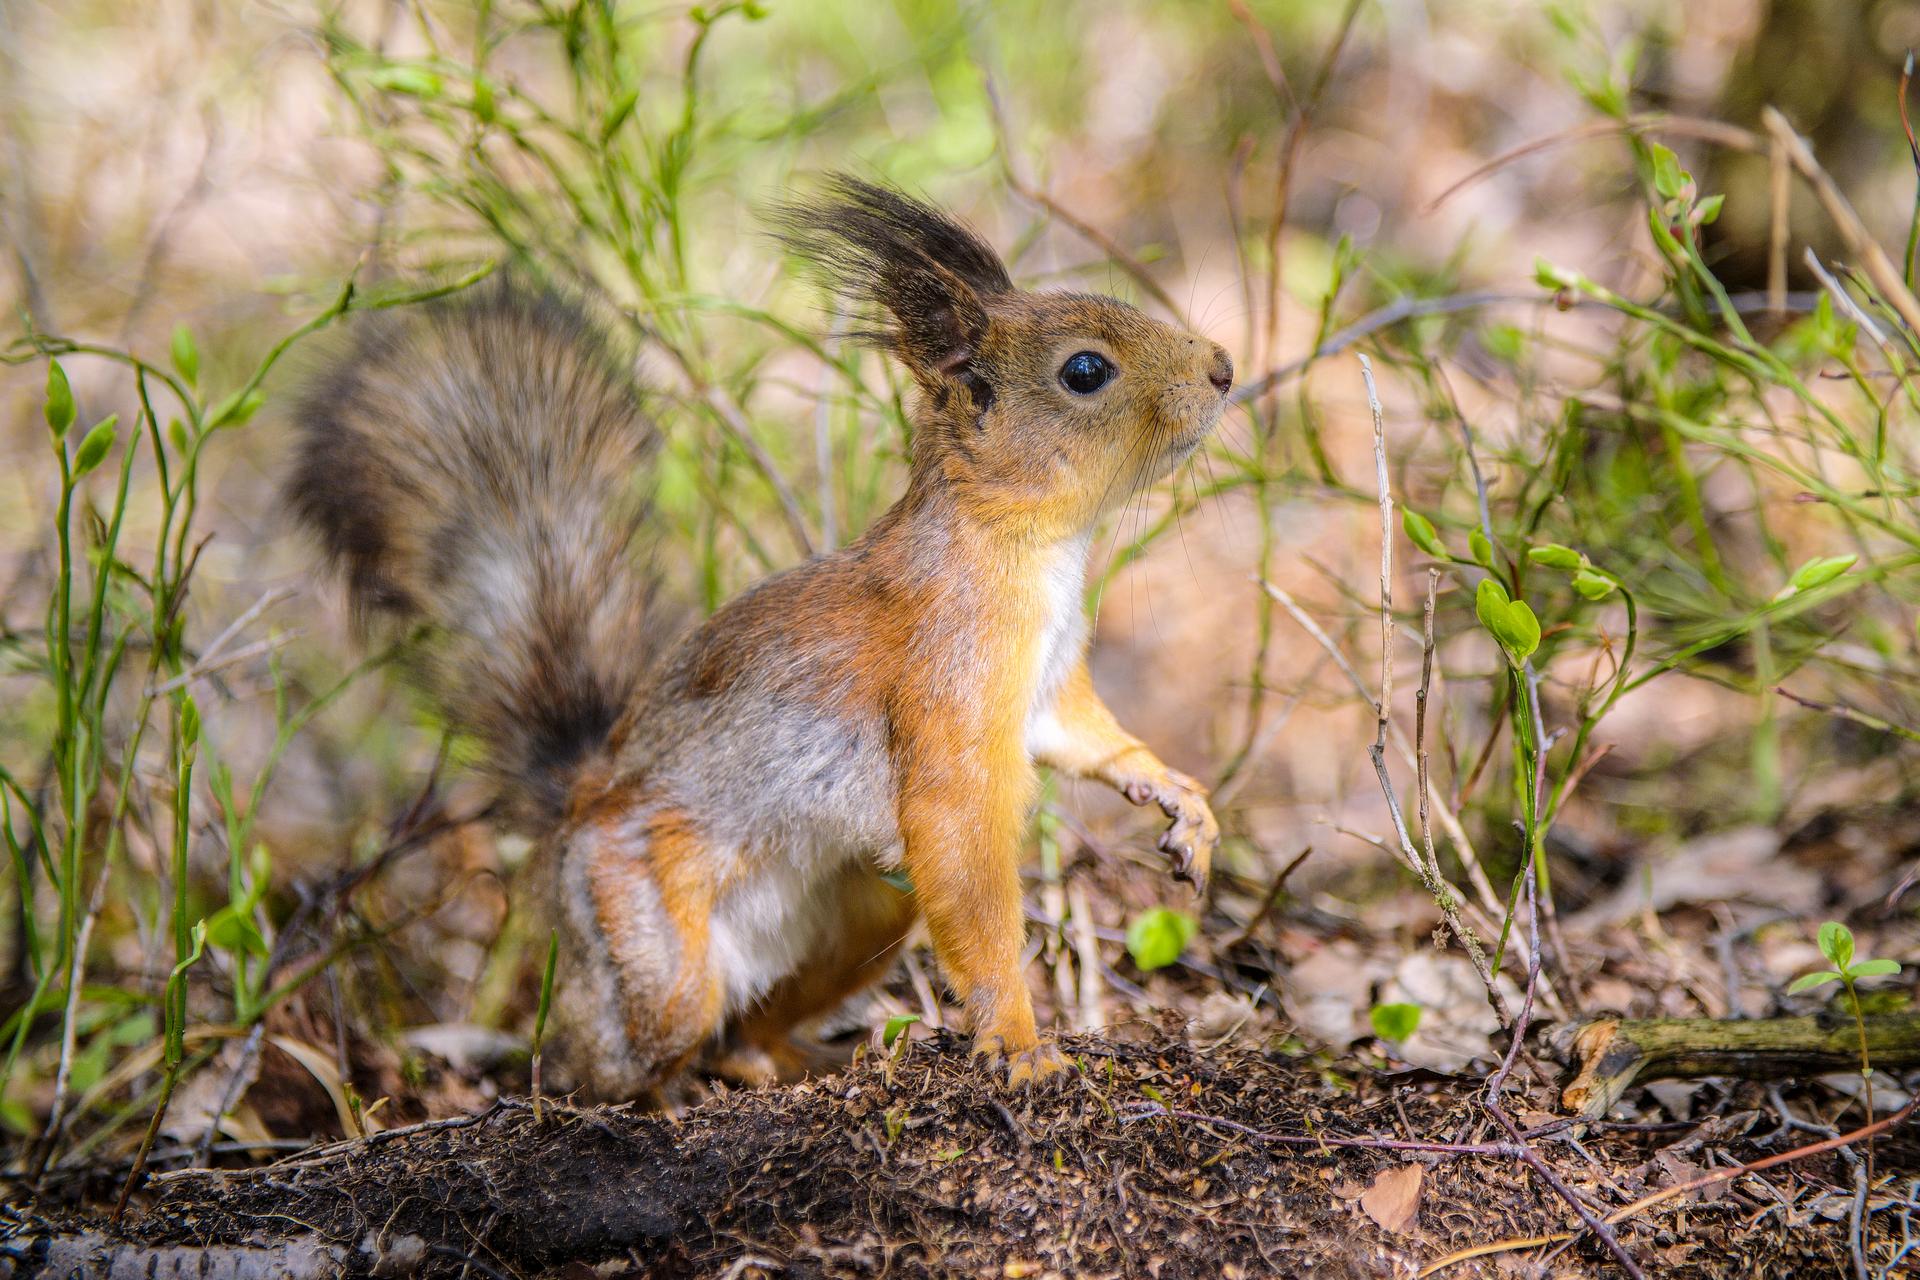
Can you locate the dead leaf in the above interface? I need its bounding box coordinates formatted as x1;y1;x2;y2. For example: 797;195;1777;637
398;1022;525;1072
1187;990;1259;1043
1279;941;1386;1048
1359;1162;1424;1235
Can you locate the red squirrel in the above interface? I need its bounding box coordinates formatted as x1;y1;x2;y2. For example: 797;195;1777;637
290;177;1229;1093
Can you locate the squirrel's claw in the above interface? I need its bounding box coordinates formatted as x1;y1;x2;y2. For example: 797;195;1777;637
972;1035;1070;1089
1135;770;1217;895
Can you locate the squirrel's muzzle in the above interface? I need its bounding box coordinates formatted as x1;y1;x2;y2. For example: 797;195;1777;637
1207;346;1234;396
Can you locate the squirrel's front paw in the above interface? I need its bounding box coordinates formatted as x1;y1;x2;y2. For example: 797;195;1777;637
971;1035;1070;1089
1125;769;1217;893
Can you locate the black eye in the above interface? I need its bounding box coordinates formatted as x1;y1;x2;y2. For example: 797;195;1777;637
1058;350;1114;395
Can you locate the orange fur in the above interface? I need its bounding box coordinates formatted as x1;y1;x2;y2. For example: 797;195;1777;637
583;805;724;1081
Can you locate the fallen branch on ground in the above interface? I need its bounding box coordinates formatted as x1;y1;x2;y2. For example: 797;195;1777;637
1550;1014;1920;1118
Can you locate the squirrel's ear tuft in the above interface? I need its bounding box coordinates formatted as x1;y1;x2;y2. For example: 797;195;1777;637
770;175;1011;384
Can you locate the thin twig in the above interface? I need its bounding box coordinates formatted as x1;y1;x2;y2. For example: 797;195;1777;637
149;631;303;697
1765;107;1920;338
1805;248;1894;349
1351;357;1509;1020
1776;685;1920;745
1120;1101;1521;1157
1231;289;1820;405
193;1023;267;1168
1415;569;1443;888
980;75;1186;323
652;338;815;559
1256;575;1517;961
32;865;111;1181
1254;0;1364;410
1067;879;1105;1031
1482;860;1645;1280
1223;845;1313;950
1422;113;1765;215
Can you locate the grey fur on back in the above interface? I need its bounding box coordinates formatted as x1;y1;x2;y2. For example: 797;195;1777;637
288;282;657;821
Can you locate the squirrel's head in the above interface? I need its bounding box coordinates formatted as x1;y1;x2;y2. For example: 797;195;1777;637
774;176;1232;539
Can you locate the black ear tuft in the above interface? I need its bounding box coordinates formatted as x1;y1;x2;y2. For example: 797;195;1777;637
770;175;1011;384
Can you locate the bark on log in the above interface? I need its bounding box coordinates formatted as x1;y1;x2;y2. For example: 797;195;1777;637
1549;1013;1920;1117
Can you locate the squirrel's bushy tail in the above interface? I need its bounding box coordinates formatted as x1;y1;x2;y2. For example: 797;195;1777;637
289;283;656;822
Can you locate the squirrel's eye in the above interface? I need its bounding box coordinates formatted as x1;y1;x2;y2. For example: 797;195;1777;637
1058;350;1114;395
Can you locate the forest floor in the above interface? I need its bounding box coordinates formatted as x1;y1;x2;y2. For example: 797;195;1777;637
7;1019;1916;1280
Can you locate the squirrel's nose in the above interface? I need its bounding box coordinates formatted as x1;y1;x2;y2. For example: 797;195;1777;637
1207;345;1234;396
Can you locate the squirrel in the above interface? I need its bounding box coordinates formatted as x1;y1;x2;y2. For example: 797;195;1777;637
289;176;1231;1094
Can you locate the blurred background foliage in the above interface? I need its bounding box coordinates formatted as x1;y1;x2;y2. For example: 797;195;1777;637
2;0;1919;1158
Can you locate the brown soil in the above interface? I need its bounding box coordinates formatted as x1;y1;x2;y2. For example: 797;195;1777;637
6;1023;1910;1279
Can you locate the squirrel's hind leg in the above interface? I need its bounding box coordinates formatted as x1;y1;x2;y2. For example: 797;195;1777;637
554;802;726;1099
711;866;919;1085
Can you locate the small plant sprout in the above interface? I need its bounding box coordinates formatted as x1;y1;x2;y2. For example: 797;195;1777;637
1790;922;1903;1143
1126;907;1198;972
1370;1003;1421;1046
1772;554;1858;603
531;929;560;1120
1789;922;1903;1002
882;1013;919;1054
878;1012;920;1084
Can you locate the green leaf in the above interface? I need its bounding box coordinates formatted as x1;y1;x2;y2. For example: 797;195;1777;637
1789;554;1857;593
1125;907;1197;971
882;1013;920;1048
170;325;199;386
1502;599;1541;661
1369;1002;1421;1043
1787;971;1842;995
169;919;209;983
366;65;443;97
45;360;75;437
601;88;640;142
168;418;190;452
1475;579;1539;664
179;695;201;748
533;928;560;1045
1849;958;1902;979
471;77;497;124
204;904;268;959
1533;258;1578;291
1402;509;1450;560
70;415;120;478
1482;324;1526;364
1475;577;1510;642
1571;568;1617;600
1648;143;1688;199
248;841;273;896
1694;193;1725;225
1818;921;1855;970
205;389;265;430
1527;543;1583;571
1646;205;1682;255
1468;528;1494;568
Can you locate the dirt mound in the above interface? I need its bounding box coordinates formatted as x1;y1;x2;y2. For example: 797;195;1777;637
4;1027;1902;1278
